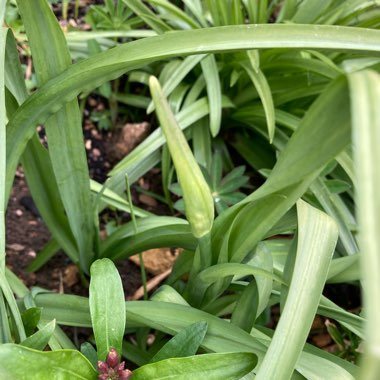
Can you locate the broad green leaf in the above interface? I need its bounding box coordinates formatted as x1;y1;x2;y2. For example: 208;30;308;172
21;320;56;351
256;200;339;380
150;321;208;363
349;70;380;380
89;259;126;360
6;25;380;201
149;76;214;238
0;344;97;380
17;0;94;272
133;352;257;380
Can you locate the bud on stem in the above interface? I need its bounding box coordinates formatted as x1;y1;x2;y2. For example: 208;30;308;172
149;76;214;239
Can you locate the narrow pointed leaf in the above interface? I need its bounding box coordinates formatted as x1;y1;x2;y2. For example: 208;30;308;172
201;54;222;136
133;352;257;380
17;0;94;271
256;200;339;380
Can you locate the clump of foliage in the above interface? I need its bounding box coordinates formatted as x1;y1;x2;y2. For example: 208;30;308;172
1;0;380;379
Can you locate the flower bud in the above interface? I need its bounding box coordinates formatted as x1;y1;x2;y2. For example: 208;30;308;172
106;348;119;369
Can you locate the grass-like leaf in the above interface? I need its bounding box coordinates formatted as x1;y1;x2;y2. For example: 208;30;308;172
349;69;380;379
133;352;257;380
256;200;339;380
17;0;94;271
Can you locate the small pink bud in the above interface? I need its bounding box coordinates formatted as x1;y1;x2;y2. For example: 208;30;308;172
106;348;120;369
118;369;133;380
97;361;109;374
117;362;125;371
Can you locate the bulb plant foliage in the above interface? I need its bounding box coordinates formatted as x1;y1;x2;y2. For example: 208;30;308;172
0;0;380;379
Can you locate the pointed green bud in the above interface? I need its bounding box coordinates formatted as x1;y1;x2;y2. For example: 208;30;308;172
149;76;214;238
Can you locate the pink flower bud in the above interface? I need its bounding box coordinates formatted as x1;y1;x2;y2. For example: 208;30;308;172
117;362;125;371
118;369;133;380
97;361;109;374
106;348;120;369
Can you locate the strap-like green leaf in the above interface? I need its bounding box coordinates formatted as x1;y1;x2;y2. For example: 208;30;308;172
17;0;94;272
133;352;257;380
349;70;380;380
256;200;339;380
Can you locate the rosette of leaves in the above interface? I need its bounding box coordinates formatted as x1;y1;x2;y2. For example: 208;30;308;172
170;152;250;215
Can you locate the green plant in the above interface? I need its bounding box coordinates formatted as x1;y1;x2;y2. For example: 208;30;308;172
0;259;257;380
1;0;380;379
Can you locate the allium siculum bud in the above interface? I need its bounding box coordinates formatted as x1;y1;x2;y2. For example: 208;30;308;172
97;348;133;380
